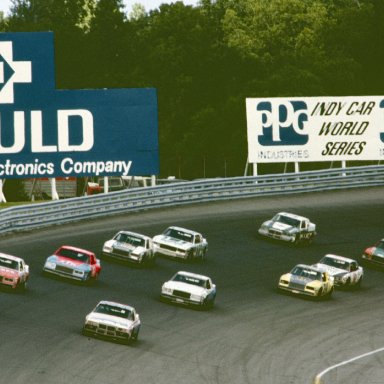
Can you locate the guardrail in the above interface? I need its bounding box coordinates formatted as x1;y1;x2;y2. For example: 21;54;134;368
1;164;384;235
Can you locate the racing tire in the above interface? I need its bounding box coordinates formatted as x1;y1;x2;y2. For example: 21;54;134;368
355;275;363;288
202;296;215;310
131;328;140;341
17;280;27;293
321;286;334;300
147;255;157;267
293;235;301;246
87;272;99;286
186;250;194;262
306;235;314;245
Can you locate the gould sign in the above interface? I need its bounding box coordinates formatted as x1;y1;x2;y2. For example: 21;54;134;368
0;32;159;178
246;96;384;163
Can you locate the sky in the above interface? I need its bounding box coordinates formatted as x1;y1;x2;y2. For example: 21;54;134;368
0;0;200;16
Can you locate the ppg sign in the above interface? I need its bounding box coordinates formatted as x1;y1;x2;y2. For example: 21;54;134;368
246;96;384;164
0;32;159;178
255;101;309;146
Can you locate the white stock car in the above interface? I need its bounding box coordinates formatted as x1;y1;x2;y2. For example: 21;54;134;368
102;230;155;265
313;254;363;288
161;271;216;309
82;300;141;344
258;212;316;244
153;226;208;261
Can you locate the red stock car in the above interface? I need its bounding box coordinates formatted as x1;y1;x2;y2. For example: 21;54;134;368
362;238;384;267
0;252;29;291
42;245;101;284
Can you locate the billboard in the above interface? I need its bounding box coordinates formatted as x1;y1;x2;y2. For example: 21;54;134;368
0;32;159;178
246;96;384;163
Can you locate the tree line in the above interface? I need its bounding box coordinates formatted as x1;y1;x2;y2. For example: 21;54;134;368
1;0;383;182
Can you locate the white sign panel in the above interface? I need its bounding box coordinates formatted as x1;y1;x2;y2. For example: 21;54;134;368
246;96;384;163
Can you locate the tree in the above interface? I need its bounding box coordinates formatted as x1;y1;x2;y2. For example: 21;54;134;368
129;3;146;20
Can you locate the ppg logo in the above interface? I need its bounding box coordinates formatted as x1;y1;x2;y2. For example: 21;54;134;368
256;101;309;146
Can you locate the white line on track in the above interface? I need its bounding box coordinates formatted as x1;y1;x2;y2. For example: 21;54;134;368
313;346;384;384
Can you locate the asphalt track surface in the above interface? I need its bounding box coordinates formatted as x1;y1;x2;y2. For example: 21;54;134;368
1;188;384;384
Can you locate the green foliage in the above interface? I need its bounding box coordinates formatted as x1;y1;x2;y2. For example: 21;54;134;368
3;179;28;202
1;0;383;178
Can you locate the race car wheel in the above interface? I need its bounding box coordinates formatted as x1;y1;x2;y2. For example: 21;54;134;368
18;280;27;293
87;272;99;285
293;235;301;246
306;235;314;245
186;250;194;261
202;296;215;310
131;327;140;341
321;286;334;300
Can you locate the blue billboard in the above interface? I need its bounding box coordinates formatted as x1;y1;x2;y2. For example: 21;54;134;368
0;32;159;178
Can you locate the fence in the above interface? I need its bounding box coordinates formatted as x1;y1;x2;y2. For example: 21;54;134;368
1;165;384;235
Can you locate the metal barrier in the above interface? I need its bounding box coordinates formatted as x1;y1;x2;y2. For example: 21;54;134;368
1;165;384;235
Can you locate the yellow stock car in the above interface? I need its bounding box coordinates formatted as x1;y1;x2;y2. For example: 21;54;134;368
278;264;334;299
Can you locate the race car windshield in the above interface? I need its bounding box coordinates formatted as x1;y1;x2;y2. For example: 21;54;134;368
321;256;348;269
115;233;145;247
0;257;19;270
163;228;193;243
172;273;207;287
274;214;300;227
291;266;322;280
95;304;133;320
57;248;89;263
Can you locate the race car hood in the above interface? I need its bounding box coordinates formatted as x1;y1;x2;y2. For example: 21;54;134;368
266;221;292;232
313;263;347;277
0;267;19;279
86;312;134;329
289;274;315;287
131;246;147;256
46;255;90;271
153;235;192;251
164;281;207;296
106;240;136;253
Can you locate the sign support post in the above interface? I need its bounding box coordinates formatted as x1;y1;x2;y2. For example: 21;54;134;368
49;178;59;200
0;179;6;203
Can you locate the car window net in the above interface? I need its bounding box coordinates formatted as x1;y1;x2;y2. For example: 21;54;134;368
164;228;193;242
58;248;89;263
95;304;132;319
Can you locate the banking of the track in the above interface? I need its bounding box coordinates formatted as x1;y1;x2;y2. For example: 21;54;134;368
1;187;384;384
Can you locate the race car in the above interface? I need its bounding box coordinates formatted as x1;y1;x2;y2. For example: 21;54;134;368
102;230;156;265
313;254;363;287
43;245;101;284
153;226;208;261
278;264;334;298
82;300;141;344
258;212;316;244
0;252;29;291
161;271;216;308
362;238;384;267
